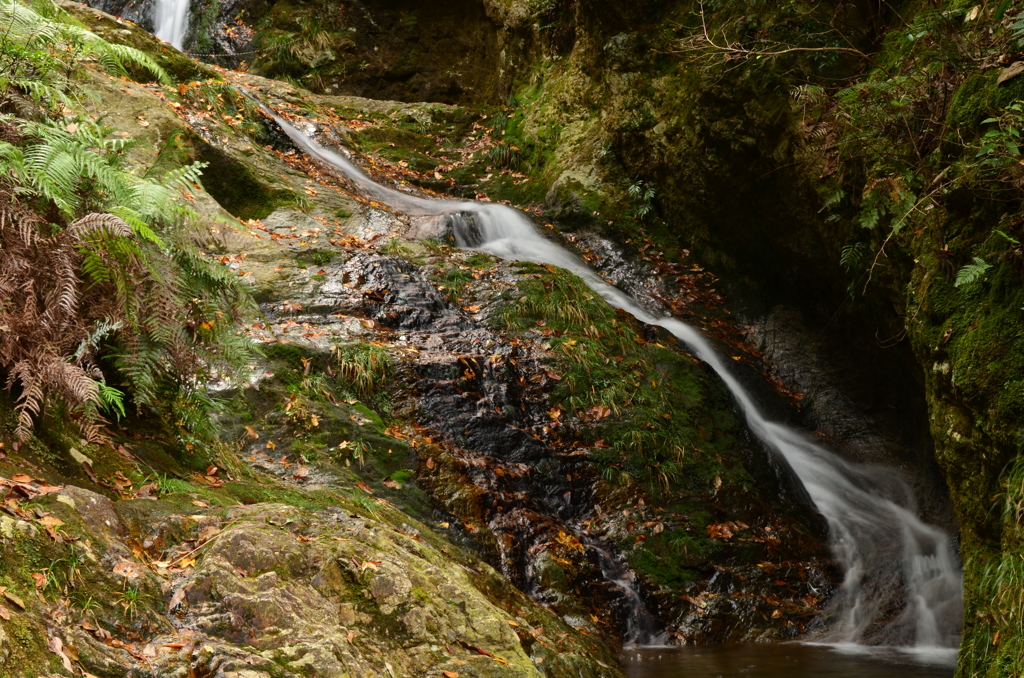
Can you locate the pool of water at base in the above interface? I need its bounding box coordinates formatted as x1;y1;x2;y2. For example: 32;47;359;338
622;643;957;678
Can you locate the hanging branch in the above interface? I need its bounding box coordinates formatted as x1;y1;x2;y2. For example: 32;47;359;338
675;2;871;61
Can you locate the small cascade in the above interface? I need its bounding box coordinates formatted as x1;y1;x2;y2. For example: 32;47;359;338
587;539;666;647
153;0;189;49
262;109;963;649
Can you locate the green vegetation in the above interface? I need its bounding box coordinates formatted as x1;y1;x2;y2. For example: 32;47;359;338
0;0;255;448
250;14;342;93
7;0;1024;668
0;0;169;100
494;263;739;498
623;524;720;588
331;342;393;398
433;266;475;304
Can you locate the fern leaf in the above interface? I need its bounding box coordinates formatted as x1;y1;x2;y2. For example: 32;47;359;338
67;213;132;240
954;257;992;288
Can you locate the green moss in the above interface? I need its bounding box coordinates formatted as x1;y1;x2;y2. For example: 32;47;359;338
188;0;222;56
432;266;475;303
906;205;1024;676
623;525;716;588
1;612;61;675
305;249;336;266
196;142;301;220
945;71;1024;146
390;469;415;484
465;253;496;268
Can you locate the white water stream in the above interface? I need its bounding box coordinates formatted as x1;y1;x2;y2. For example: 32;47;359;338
266;111;963;653
153;0;189;49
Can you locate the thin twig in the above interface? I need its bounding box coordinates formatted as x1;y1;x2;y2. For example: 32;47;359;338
691;2;870;59
164;520;250;566
862;180;950;293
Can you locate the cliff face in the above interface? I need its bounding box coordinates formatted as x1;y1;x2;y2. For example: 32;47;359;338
0;3;847;676
172;0;1024;673
219;0;955;549
12;0;1024;673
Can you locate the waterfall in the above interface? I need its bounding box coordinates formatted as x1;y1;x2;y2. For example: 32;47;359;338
587;538;668;647
153;0;189;50
262;109;963;650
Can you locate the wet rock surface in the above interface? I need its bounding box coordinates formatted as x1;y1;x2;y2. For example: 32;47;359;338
0;21;856;674
216;151;836;647
748;307;957;534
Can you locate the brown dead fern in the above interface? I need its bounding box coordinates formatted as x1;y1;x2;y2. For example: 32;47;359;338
0;188;139;440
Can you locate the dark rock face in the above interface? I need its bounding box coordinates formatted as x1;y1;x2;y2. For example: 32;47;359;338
178;0;516;102
336;0;507;103
85;0;157;30
749;307;958;535
336;253;634;631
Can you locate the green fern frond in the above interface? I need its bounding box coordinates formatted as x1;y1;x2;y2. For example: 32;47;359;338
98;383;126;419
954;257;992;288
0;0;254;445
0;0;171;86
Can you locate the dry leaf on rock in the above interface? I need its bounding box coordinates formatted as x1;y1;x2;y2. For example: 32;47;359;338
136;483;159;497
168;588;186;610
4;590;25;609
112;559;144;579
47;635;74;672
997;61;1024;85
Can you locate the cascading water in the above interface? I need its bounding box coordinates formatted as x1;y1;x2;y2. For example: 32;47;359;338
263;109;963;652
586;538;667;647
153;0;189;49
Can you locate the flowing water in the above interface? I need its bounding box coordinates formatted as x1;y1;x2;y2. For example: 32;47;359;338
264;110;963;651
153;0;189;49
587;538;667;646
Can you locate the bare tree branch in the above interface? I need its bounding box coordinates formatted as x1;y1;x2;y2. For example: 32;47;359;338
678;2;871;60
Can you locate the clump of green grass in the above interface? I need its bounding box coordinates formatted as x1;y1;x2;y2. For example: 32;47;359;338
41;547;86;597
495;263;609;332
381;237;413;255
485;142;523;170
493;263;737;497
962;541;1024;676
465;253;496;268
433;266;475;303
309;250;335;266
118;585;143;619
422;238;449;255
332;343;392;396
